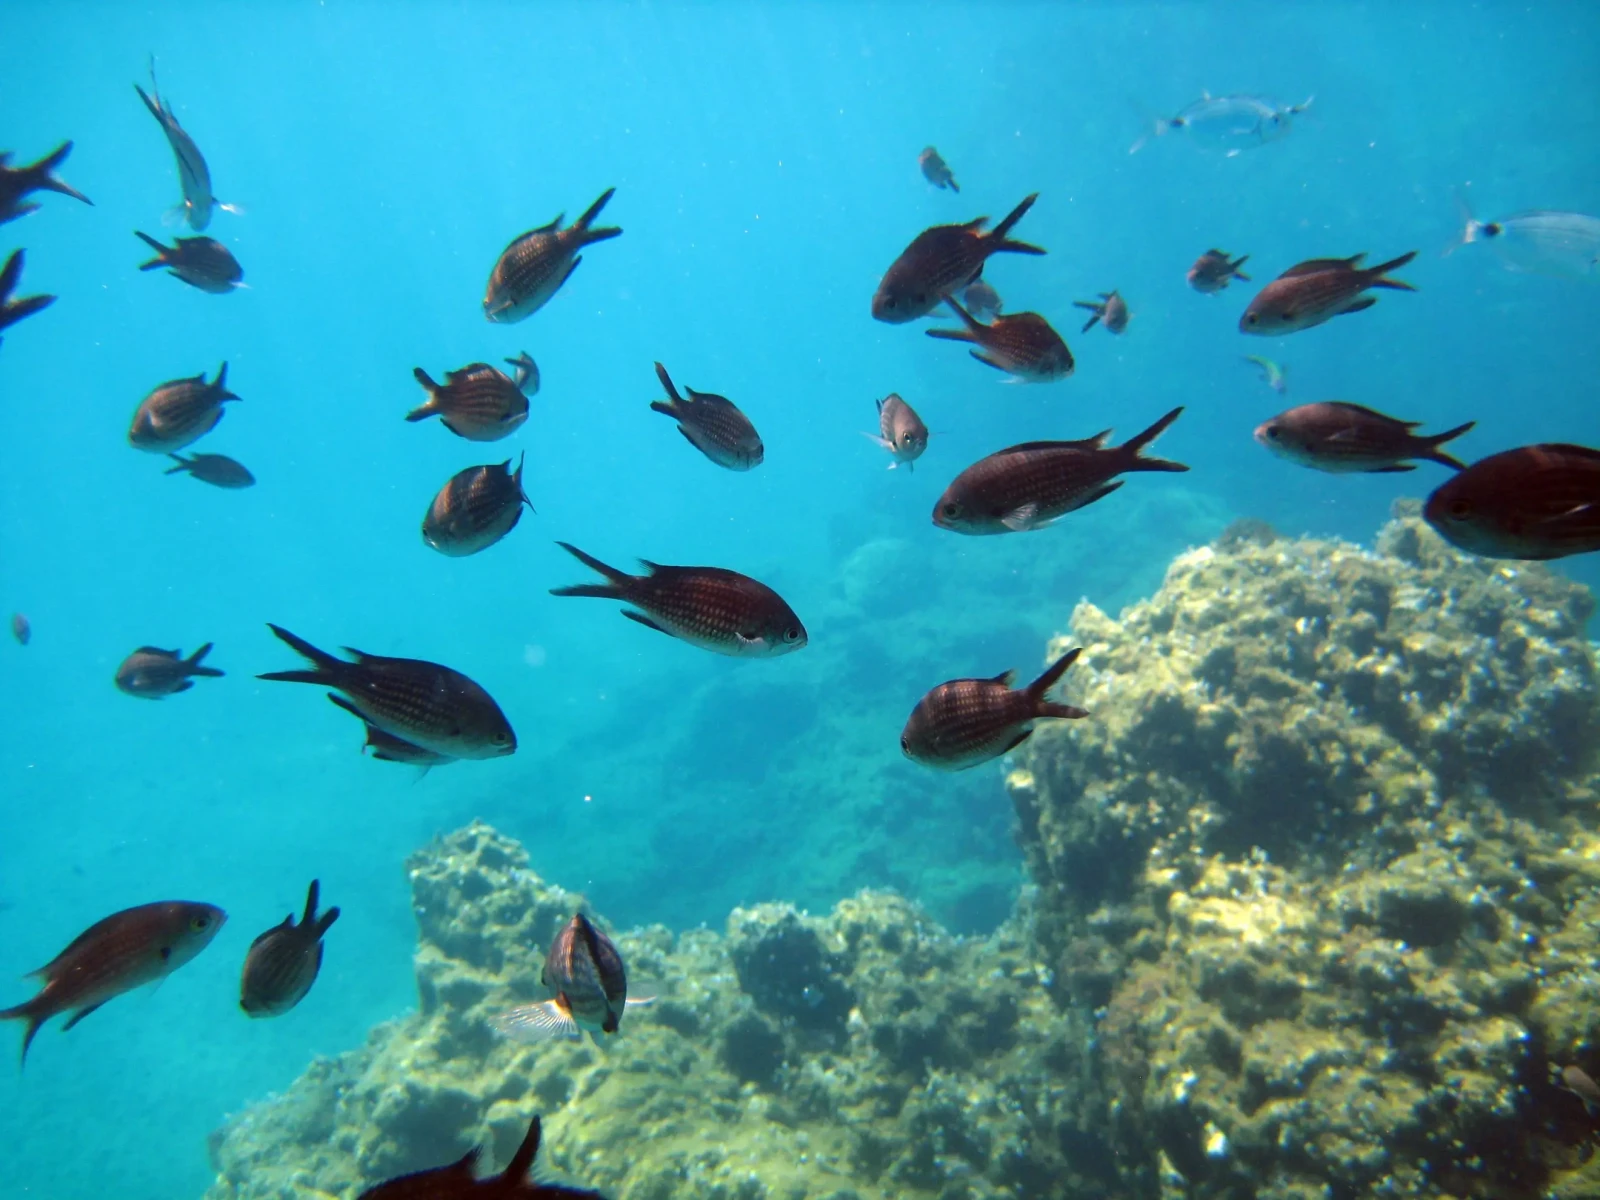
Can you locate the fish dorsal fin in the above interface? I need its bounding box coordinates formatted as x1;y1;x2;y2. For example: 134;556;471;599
999;433;1110;454
249;917;293;949
1280;255;1365;278
1541;444;1600;463
1326;401;1410;425
136;646;181;658
990;668;1018;686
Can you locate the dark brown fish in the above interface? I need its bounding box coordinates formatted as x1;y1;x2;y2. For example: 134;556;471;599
259;624;517;759
493;913;640;1044
355;1113;605;1200
918;146;959;192
115;643;224;698
902;647;1088;770
0;249;54;347
0;900;225;1066
872;192;1045;323
422;454;533;556
484;187;622;323
165;452;255;488
0;141;92;225
926;296;1074;382
128;363;239;453
409;361;529;442
1188;248;1250;294
327;694;457;773
650;361;763;470
240;880;340;1018
10;613;29;646
135;230;242;294
551;542;806;658
864;392;928;470
962;278;1003;319
934;408;1187;535
1074;289;1129;334
1241;251;1417;335
1255;402;1473;473
1424;444;1600;561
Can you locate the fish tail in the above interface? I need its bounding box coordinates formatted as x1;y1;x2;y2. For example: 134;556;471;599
1027;646;1088;716
1231;255;1250;280
0;292;54;333
301;879;321;926
0;249;20;297
652;361;683;406
406;368;441;419
133;80;163;122
1121;406;1189;472
163;454;192;475
503;1115;543;1183
134;230;169;270
575;187;621;242
989;192;1045;255
1368;250;1419;290
26;141;92;206
0;999;42;1070
209;361;239;403
925;295;981;344
259;624;343;685
1419;421;1476;471
185;642;225;678
550;542;629;599
1074;301;1104;334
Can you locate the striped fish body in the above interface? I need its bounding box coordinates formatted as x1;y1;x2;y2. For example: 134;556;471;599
543;914;628;1035
422;455;532;556
408;363;528;441
650;361;763;470
325;693;456;771
927;300;1074;382
0;901;225;1065
1424;444;1600;561
114;643;224;698
136;232;241;293
902;648;1088;770
872;192;1045;323
135;77;215;230
1241;251;1417;335
483;186;622;323
129;363;238;452
240;881;339;1017
1255;402;1473;473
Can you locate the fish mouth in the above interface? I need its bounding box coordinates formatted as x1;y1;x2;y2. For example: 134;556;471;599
871;291;915;324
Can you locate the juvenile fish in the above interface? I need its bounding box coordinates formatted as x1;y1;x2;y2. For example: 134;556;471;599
1241;252;1416;335
165;452;255;488
872;192;1045;323
918;146;959;192
1131;93;1313;156
1256;403;1474;473
1243;354;1287;394
408;361;529;441
902;647;1088;770
326;694;456;774
864;392;928;470
356;1113;604;1200
240;880;340;1018
962;278;1003;320
128;363;239;453
115;643;224;698
551;542;806;658
0;141;93;225
0;900;225;1066
1188;248;1250;294
0;249;54;347
505;350;540;396
925;296;1074;382
493;913;651;1045
1074;290;1129;334
934;407;1187;535
134;231;242;293
259;624;517;759
134;62;232;231
422;454;533;556
1424;444;1600;561
10;613;29;646
484;187;622;323
1458;206;1600;280
651;361;763;470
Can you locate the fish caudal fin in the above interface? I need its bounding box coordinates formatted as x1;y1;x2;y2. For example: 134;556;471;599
574;186;622;243
549;542;630;599
1420;420;1476;471
259;624;344;685
1368;250;1419;290
27;141;92;206
503;1115;543;1183
134;230;169;269
0;292;54;332
185;642;225;678
491;1001;581;1044
1026;646;1087;711
652;361;683;406
1121;407;1189;473
0;999;42;1069
989;192;1044;254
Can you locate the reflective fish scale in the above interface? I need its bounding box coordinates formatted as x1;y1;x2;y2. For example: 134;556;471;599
901;648;1088;770
134;64;218;230
649;361;763;470
926;297;1074;381
239;880;340;1018
483;187;622;323
421;454;532;556
872;192;1045;323
128;363;239;453
1424;444;1600;561
407;362;529;441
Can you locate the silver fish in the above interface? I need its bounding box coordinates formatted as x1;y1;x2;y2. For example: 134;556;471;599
1132;93;1313;156
1458;204;1600;280
128;362;239;453
483;188;621;323
864;392;928;470
134;61;231;231
962;278;1003;320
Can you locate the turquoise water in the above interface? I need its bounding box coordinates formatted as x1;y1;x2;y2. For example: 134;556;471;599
1;3;1598;1197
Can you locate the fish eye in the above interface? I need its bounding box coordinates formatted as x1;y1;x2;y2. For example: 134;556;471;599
1264;426;1280;440
1245;313;1258;325
941;502;961;519
1447;499;1473;521
900;735;910;752
784;627;802;643
191;914;211;931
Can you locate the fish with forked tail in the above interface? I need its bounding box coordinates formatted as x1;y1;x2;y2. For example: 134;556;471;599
135;60;234;231
422;454;533;556
240;880;339;1018
902;647;1089;770
1423;444;1600;561
0;249;54;346
484;187;621;323
872;193;1045;323
1255;403;1474;474
134;230;242;293
1188;249;1250;294
409;361;529;441
115;643;224;698
1241;252;1417;335
0;141;93;225
918;146;959;192
128;363;239;453
492;913;652;1046
925;296;1074;382
164;452;255;488
355;1112;605;1199
650;361;764;470
326;694;456;774
1074;290;1129;334
864;392;928;470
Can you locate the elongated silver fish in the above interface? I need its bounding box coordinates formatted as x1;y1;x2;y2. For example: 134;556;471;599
650;361;763;470
326;694;456;774
1074;290;1129;334
0;249;54;347
926;296;1074;382
128;362;239;453
1458;205;1600;280
134;62;230;231
408;361;529;441
484;187;621;323
164;452;255;488
864;392;928;470
114;643;224;698
1241;252;1416;335
1255;402;1473;473
0;141;92;225
902;647;1088;770
873;193;1044;323
422;454;533;556
1131;93;1313;156
134;231;242;293
239;880;339;1018
492;913;647;1044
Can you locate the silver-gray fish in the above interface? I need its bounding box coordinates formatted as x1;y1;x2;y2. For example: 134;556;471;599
1255;403;1473;473
239;880;339;1018
872;192;1044;323
0;249;54;346
492;913;643;1044
134;62;230;231
135;231;242;293
326;694;456;774
408;360;529;441
1458;206;1600;280
1131;93;1313;156
918;146;959;192
422;454;533;556
128;363;239;453
483;187;621;323
962;278;1003;319
0;141;92;225
864;392;928;470
926;296;1074;382
164;452;255;488
1240;252;1416;335
651;361;763;470
901;647;1088;770
115;643;224;698
1074;290;1129;334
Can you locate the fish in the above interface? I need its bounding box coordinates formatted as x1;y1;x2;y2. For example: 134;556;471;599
863;392;928;470
164;452;255;488
134;61;233;231
933;407;1187;535
918;146;959;192
327;694;457;774
355;1113;605;1200
484;187;622;323
128;363;239;453
1255;403;1474;474
0;900;225;1066
1559;1065;1600;1117
1243;354;1287;394
0;141;92;225
1457;204;1600;280
10;614;29;646
0;249;54;347
493;913;649;1045
550;542;807;658
505;351;540;396
1423;444;1600;561
115;644;224;698
239;880;340;1018
1240;252;1417;336
422;454;534;557
258;624;517;759
1073;290;1129;334
134;231;242;293
650;361;763;470
1131;93;1313;156
962;278;1003;320
925;296;1074;382
872;192;1045;323
901;647;1088;771
1188;248;1251;294
408;361;529;442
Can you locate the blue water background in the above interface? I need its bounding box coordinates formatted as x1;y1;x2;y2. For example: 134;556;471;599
2;2;1598;1197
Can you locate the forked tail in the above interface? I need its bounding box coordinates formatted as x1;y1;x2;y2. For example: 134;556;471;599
549;542;631;600
1120;407;1189;473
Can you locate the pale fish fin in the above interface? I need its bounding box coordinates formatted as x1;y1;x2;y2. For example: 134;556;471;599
625;995;657;1008
490;1001;580;1044
1001;503;1048;532
161;204;188;228
859;431;893;450
218;201;246;217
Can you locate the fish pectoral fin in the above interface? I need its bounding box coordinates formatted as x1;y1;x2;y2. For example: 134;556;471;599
1338;297;1377;316
621;610;670;637
998;730;1033;755
490;1001;581;1044
1540;504;1597;527
969;351;1010;373
1079;482;1125;510
1000;503;1049;532
860;432;894;450
161;204;188;229
60;1001;108;1033
1368;464;1416;473
625;995;658;1007
560;256;583;287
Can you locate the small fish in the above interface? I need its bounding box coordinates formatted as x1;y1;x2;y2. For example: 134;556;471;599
864;392;928;470
650;361;763;470
0;249;54;347
134;61;232;231
1243;354;1287;394
962;278;1003;320
128;363;239;453
918;146;959;192
1188;248;1250;294
115;643;224;698
0;900;225;1066
408;361;529;442
422;454;534;557
1424;444;1600;561
484;187;622;323
902;647;1088;771
11;613;30;646
872;193;1045;323
934;407;1187;535
1457;203;1600;280
493;913;649;1044
327;694;457;774
259;624;517;759
134;231;242;293
550;542;806;658
164;452;255;488
355;1113;605;1200
1255;403;1474;474
926;296;1074;382
240;880;340;1018
505;351;540;396
1240;252;1417;336
1131;93;1313;156
0;141;93;225
1559;1065;1600;1117
1073;290;1129;334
